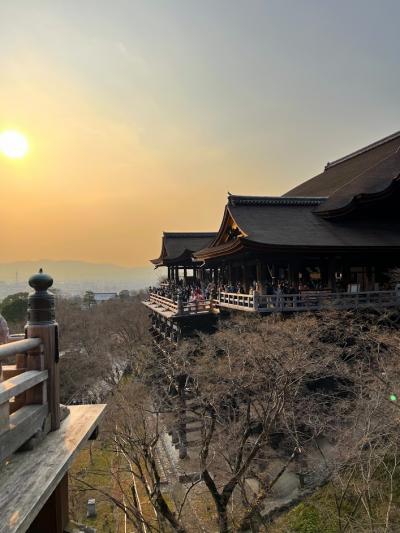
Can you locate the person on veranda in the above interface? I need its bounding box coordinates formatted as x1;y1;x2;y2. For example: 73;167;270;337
0;313;9;344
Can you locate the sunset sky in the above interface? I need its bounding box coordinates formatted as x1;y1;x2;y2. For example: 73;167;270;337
1;1;400;266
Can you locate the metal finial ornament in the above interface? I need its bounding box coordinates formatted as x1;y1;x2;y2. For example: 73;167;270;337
27;269;56;325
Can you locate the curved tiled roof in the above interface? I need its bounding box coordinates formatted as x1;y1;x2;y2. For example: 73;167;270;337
286;131;400;199
151;232;216;266
156;131;400;264
315;148;400;217
194;191;400;261
228;201;400;247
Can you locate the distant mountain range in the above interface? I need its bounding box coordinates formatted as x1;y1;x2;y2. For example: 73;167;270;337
0;260;160;297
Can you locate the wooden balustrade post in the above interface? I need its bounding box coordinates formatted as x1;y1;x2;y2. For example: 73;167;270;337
177;294;184;315
253;291;259;311
25;270;60;431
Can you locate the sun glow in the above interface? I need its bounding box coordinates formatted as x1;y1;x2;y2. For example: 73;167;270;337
0;130;29;159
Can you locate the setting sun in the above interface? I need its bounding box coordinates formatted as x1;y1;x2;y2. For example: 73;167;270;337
0;130;29;159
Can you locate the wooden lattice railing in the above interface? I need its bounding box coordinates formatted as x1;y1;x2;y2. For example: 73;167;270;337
219;289;400;313
0;270;60;465
148;292;212;316
0;338;48;463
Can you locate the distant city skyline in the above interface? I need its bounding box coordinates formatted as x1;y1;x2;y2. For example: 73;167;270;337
0;259;159;298
1;1;400;266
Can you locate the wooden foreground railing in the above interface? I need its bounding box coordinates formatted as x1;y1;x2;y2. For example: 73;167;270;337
0;270;60;465
148;292;212;316
219;289;400;313
0;270;108;533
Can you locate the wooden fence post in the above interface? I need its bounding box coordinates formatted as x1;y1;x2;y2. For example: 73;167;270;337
25;270;60;431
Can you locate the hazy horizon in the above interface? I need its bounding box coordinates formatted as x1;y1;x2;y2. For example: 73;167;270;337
0;259;159;298
0;258;153;270
2;1;400;266
0;258;158;281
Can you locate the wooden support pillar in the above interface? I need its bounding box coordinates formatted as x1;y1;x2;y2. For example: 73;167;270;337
183;267;187;281
290;260;300;288
175;267;179;282
227;264;232;284
242;264;247;292
327;258;336;290
25;270;60;431
268;264;277;287
261;263;268;292
213;268;218;284
28;473;69;533
167;267;171;280
256;261;263;293
369;265;376;291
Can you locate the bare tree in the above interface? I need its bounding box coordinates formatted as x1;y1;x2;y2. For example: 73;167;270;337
73;307;400;532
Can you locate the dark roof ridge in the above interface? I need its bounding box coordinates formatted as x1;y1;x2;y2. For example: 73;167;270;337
228;195;327;207
325;130;400;170
163;232;216;237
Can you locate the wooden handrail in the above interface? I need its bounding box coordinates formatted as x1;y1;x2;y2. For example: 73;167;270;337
0;338;42;360
0;370;48;405
149;293;178;306
0;405;49;464
148;292;213;316
219;289;400;313
0;270;61;466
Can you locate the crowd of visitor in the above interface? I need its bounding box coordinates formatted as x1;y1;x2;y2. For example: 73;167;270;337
148;278;327;304
148;279;216;303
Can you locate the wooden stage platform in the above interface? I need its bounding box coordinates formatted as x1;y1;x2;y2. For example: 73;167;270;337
0;404;106;533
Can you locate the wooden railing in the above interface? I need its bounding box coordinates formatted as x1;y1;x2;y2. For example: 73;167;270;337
148;292;212;316
218;292;255;311
0;270;60;465
149;293;178;313
0;338;49;463
180;300;212;315
219;290;400;313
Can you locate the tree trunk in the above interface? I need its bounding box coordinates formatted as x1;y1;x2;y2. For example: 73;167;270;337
217;506;229;533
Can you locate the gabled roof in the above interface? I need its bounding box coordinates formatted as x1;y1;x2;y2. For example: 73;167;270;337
286;130;400;202
194;193;400;261
151;232;216;266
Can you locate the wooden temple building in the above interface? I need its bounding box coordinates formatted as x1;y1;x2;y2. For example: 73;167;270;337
151;232;216;281
145;232;219;342
145;131;400;320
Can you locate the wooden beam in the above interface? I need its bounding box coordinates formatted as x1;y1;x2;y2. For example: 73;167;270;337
0;403;9;436
0;338;41;361
1;365;25;380
28;473;69;533
0;404;48;464
0;370;48;405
